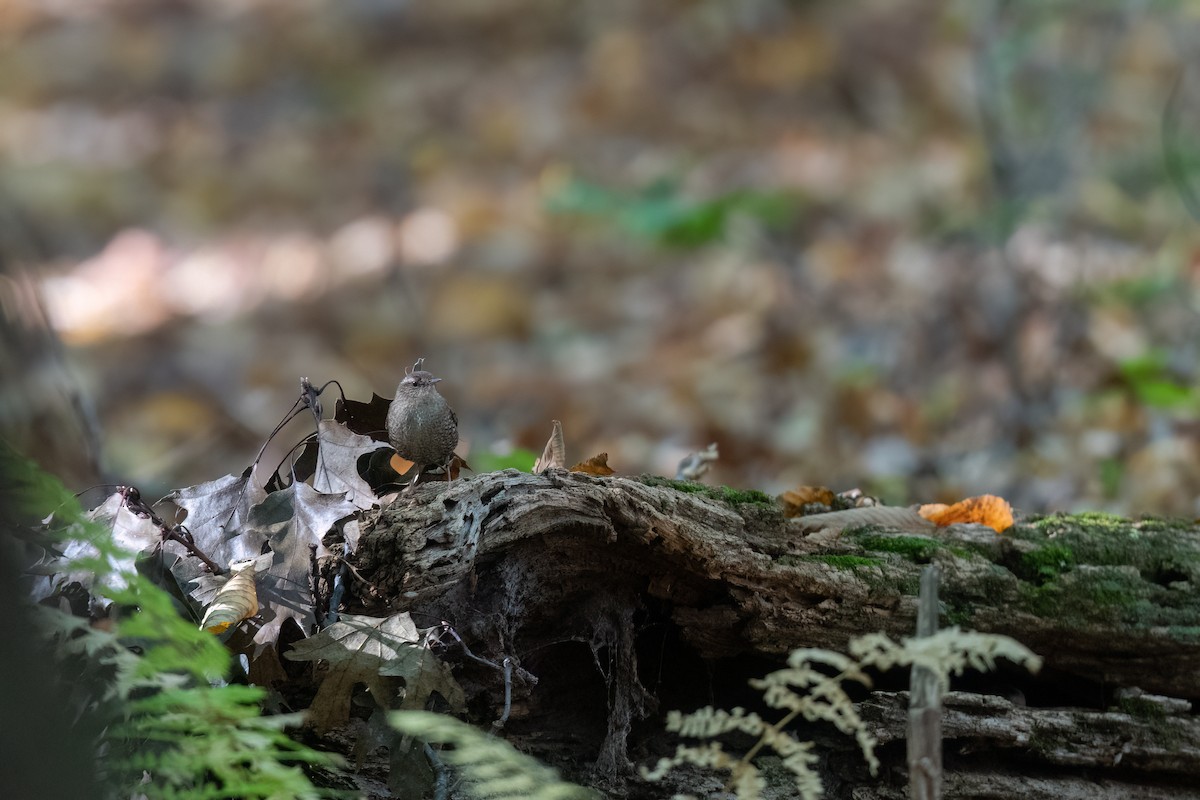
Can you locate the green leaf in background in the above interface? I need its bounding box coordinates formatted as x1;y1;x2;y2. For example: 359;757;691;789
472;447;538;473
1117;350;1199;411
545;175;800;248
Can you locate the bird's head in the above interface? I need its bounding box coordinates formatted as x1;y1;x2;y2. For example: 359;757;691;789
401;370;442;388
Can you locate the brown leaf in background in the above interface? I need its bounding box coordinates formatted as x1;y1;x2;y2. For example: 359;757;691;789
778;485;837;517
919;494;1014;533
533;419;565;473
571;452;614;476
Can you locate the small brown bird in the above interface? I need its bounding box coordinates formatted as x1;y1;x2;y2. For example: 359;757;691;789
386;359;459;489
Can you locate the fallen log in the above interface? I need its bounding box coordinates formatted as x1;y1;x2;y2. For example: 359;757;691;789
344;470;1200;798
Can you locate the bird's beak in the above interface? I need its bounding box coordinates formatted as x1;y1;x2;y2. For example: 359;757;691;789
431;377;443;384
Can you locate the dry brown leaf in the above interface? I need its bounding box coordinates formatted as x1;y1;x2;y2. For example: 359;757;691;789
446;454;471;480
570;452;615;476
284;613;465;730
919;494;1014;533
390;452;415;475
200;567;259;634
533;420;566;473
778;485;837;517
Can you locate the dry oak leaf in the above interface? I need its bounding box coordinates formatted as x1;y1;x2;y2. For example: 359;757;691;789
188;482;359;648
571;452;615;476
444;453;472;481
313;419;391;509
247;482;358;646
919;494;1014;533
30;491;167;605
167;465;269;590
778;485;837;518
335;392;393;441
284;613;465;731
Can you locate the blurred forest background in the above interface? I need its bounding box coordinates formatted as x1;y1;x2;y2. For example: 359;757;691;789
3;0;1200;515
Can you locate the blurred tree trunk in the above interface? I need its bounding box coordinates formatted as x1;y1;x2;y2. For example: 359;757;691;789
0;259;104;489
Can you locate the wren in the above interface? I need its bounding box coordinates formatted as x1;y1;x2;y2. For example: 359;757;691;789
386;359;459;489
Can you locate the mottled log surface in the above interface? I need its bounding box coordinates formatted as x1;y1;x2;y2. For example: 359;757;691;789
348;470;1200;798
857;691;1200;798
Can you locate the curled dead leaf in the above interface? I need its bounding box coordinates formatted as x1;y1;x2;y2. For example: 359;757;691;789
570;452;614;476
533;420;566;473
200;567;259;634
919;494;1014;533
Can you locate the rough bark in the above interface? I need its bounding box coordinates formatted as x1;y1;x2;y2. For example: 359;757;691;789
347;470;1200;799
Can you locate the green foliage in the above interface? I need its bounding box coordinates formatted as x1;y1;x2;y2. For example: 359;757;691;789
473;447;539;473
1098;457;1123;499
107;687;335;799
389;710;598;800
1117;350;1199;412
642;629;1042;800
10;448;340;799
545;175;799;248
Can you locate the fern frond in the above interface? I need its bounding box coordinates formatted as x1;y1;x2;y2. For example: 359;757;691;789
14;451;343;800
849;627;1042;691
644;628;1042;800
390;710;599;800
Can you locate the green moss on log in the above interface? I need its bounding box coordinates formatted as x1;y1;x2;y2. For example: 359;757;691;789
853;533;942;562
778;554;885;569
634;475;776;507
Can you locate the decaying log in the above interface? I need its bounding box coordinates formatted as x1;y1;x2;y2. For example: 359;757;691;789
857;690;1200;799
348;470;1200;798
